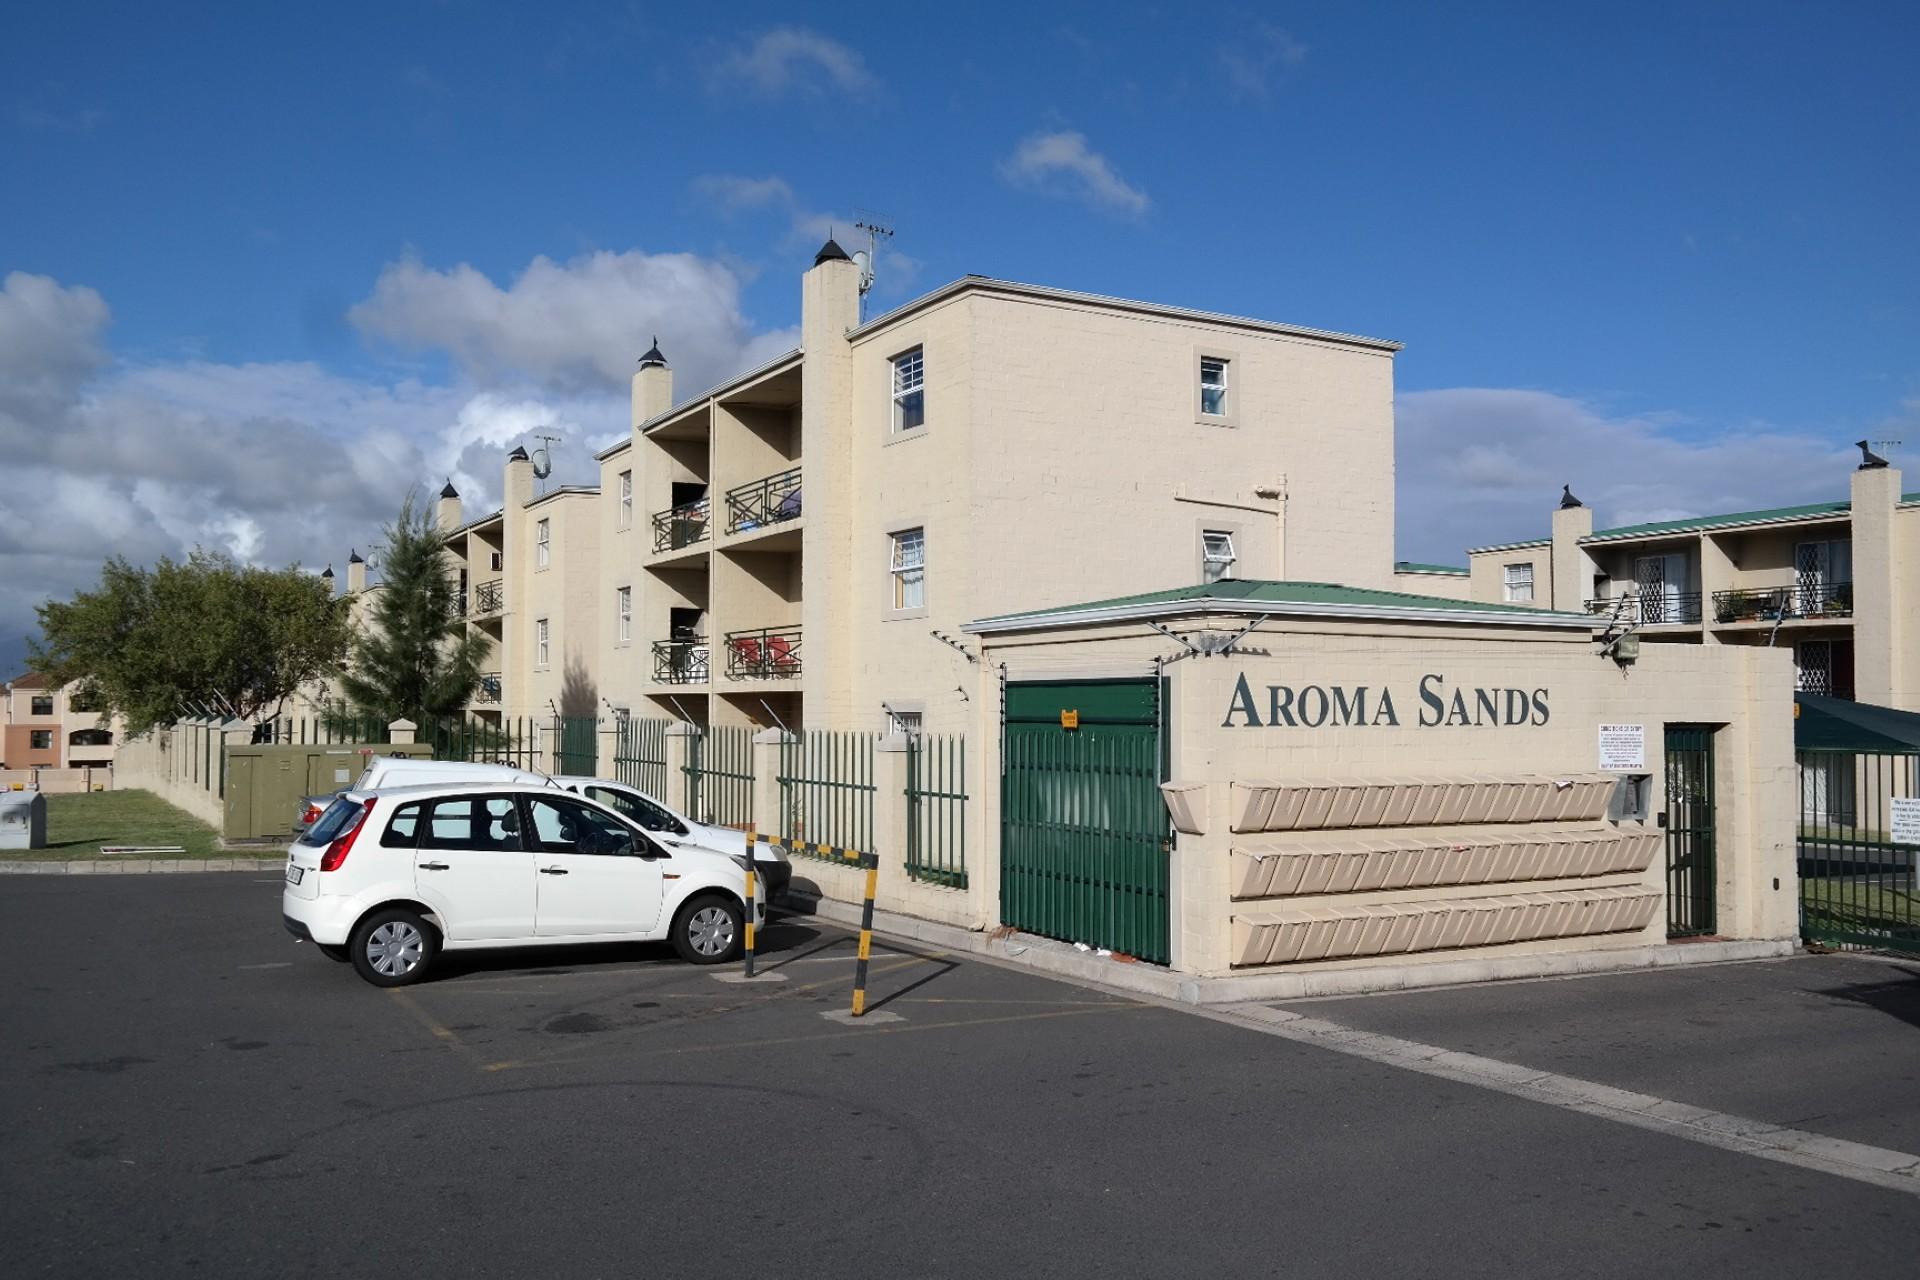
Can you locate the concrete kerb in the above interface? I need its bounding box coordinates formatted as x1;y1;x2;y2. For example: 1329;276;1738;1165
780;891;1800;1005
0;858;285;876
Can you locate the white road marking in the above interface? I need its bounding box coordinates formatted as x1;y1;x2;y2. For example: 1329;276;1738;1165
1215;1002;1920;1197
238;962;292;970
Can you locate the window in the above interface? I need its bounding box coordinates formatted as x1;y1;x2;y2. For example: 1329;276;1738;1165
381;802;424;849
890;527;925;609
618;471;633;528
536;618;551;668
536;518;551;569
585;785;687;836
1199;357;1229;417
887;708;923;737
526;796;638;856
30;695;53;717
616;587;632;644
1202;530;1237;583
1504;563;1535;604
892;347;925;432
421;796;523;851
29;730;53;751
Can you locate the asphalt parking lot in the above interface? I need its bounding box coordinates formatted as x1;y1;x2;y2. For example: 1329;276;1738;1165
2;874;1917;1279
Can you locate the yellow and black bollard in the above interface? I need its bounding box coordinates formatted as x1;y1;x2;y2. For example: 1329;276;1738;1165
742;821;758;978
849;851;880;1016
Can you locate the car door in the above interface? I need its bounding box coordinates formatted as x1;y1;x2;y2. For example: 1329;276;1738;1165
523;794;667;937
410;794;536;941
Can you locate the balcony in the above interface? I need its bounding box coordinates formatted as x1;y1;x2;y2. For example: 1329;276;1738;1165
1712;582;1853;625
724;626;802;680
1584;592;1703;626
652;498;711;554
652;638;710;685
724;467;802;536
472;579;505;616
474;673;501;704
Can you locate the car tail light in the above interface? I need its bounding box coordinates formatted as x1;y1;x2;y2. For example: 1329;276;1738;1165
319;798;377;873
301;803;321;825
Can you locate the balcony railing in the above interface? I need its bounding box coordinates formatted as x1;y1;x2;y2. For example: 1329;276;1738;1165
1584;592;1703;626
474;673;502;704
652;638;709;685
1712;582;1853;624
472;579;505;616
652;498;711;553
725;467;802;536
724;626;802;680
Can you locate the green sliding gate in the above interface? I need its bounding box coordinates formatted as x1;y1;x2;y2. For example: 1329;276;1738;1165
1664;724;1717;938
1798;748;1920;955
1001;678;1169;965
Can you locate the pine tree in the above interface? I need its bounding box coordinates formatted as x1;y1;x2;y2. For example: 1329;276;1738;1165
339;493;488;726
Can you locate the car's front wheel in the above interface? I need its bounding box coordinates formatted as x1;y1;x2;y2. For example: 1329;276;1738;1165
672;894;743;965
349;908;437;987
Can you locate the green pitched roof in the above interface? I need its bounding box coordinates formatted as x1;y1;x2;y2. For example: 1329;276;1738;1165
1584;490;1920;542
965;579;1591;633
1394;560;1469;576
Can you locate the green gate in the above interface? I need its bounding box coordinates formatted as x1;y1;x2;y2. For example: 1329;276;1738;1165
1664;724;1717;938
1798;748;1920;954
1002;678;1169;964
556;716;599;777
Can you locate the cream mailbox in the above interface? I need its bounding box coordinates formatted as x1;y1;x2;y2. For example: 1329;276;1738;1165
0;790;47;850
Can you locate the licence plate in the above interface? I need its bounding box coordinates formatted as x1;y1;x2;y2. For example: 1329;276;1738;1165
285;865;304;885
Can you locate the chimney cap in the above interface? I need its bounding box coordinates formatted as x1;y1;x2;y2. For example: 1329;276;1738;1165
439;478;459;499
814;237;853;266
1559;484;1584;509
638;336;668;368
347;548;364;565
507;445;530;462
321;564;334;579
1857;439;1890;470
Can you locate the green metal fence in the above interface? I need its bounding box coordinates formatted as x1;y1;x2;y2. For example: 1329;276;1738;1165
906;734;967;886
683;724;755;827
555;716;599;776
613;716;672;797
260;704;392;746
1798;748;1920;955
778;730;876;856
426;715;548;772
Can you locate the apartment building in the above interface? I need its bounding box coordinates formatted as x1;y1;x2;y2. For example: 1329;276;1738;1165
1464;458;1919;709
1;673;117;770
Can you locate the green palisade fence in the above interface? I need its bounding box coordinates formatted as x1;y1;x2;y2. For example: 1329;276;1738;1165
555;716;598;776
906;734;968;887
426;715;547;772
613;716;672;797
683;725;755;827
1797;748;1920;955
779;730;876;856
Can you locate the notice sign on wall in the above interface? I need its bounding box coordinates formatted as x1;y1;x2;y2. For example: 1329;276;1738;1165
1890;797;1920;845
1597;723;1646;772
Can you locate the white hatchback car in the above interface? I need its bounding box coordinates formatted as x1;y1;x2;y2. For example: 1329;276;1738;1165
282;782;764;987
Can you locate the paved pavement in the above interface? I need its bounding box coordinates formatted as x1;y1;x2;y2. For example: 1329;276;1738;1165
2;875;1917;1279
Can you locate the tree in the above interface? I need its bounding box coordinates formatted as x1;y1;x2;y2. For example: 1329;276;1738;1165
338;492;488;725
31;550;353;736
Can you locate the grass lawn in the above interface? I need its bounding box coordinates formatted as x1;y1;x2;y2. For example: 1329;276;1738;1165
20;789;224;861
1801;877;1920;942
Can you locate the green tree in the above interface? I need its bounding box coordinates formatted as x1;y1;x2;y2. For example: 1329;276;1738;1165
338;492;488;724
31;550;352;736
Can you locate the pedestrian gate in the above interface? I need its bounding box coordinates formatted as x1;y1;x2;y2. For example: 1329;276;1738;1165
556;716;598;777
1663;724;1717;937
1001;678;1169;964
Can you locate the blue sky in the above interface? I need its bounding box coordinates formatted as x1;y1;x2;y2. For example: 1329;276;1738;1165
2;1;1917;666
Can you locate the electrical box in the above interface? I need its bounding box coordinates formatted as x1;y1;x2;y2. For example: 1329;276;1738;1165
0;790;47;850
1607;773;1652;823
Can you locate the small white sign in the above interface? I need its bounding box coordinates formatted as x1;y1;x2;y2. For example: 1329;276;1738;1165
1890;797;1920;845
1598;723;1646;772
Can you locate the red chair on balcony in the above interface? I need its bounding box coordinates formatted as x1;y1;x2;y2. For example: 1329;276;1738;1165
767;634;799;676
731;636;763;678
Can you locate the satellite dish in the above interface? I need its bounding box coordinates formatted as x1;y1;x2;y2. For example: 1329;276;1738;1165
530;447;553;479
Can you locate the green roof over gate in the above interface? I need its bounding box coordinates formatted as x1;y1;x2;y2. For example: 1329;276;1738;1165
1795;694;1920;752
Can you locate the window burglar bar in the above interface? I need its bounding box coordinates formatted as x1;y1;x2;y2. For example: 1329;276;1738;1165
724;467;802;535
652;637;710;684
651;498;711;553
724;626;802;680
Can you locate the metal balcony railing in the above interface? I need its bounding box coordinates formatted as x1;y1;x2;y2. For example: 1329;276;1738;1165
652;638;709;685
472;579;505;616
1712;582;1853;624
724;467;802;535
474;673;502;704
1583;592;1703;626
652;498;711;553
724;626;802;680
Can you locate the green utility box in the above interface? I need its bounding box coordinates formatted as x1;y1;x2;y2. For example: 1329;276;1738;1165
223;741;433;841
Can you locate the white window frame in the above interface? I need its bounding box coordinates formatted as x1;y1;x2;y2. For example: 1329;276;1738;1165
616;586;631;644
618;471;633;529
536;618;550;668
891;347;925;434
1201;529;1237;583
1199;357;1229;418
536;518;551;569
1504;562;1535;604
889;527;926;612
886;706;924;737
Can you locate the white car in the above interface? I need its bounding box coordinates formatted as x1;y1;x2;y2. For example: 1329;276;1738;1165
282;782;765;987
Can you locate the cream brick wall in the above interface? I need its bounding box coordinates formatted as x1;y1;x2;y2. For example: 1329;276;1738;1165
517;489;602;720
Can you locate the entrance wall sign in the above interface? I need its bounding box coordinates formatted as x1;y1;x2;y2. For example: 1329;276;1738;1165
1597;724;1646;772
1222;673;1550;729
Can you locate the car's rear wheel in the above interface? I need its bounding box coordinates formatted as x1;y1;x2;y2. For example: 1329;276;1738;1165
349;908;436;987
316;943;349;963
672;894;742;965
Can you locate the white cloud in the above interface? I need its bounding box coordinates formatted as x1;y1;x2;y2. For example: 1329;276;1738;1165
1220;25;1308;100
999;130;1150;217
711;27;877;98
1395;387;1871;563
691;174;796;214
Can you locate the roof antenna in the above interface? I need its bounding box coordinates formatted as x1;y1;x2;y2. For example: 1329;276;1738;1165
853;211;893;321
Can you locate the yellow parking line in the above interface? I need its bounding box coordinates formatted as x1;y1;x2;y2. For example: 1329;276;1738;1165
388;988;487;1069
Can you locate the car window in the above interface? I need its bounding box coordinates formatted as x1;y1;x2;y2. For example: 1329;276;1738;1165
586;785;687;835
381;802;423;848
421;796;523;852
300;796;364;846
525;796;637;857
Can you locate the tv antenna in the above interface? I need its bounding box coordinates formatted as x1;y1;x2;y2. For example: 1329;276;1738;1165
852;212;893;319
530;431;563;492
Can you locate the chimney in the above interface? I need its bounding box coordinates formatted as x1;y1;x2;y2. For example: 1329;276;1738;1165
1548;485;1594;611
798;236;863;722
633;337;672;428
504;445;535;518
320;564;335;596
437;479;463;532
346;549;367;595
